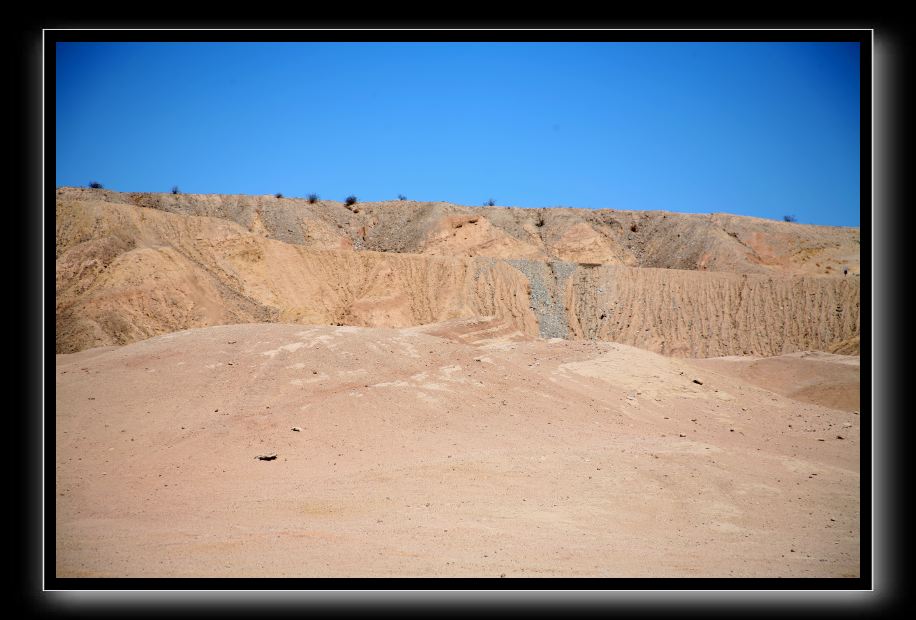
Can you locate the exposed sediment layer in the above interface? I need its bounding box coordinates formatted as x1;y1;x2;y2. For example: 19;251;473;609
56;193;860;356
565;263;859;358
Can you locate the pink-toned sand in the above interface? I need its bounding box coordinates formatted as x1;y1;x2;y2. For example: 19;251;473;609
56;321;859;577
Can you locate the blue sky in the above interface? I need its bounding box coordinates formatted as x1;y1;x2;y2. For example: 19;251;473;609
56;42;861;226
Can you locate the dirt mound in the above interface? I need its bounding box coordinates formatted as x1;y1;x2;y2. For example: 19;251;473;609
692;352;860;412
56;197;860;356
56;323;860;577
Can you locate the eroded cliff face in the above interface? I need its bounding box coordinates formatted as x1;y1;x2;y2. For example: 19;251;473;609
564;264;859;358
57;187;861;276
56;199;540;353
56;189;860;355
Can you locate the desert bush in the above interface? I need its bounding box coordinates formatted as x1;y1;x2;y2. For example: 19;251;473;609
171;186;180;195
484;198;496;206
275;193;283;199
88;181;103;189
398;194;407;201
345;195;358;206
783;214;797;222
307;193;319;203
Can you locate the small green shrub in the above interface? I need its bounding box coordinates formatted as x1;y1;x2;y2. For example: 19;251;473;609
307;193;319;204
783;214;797;222
171;186;180;195
275;193;283;199
345;195;358;206
88;181;103;189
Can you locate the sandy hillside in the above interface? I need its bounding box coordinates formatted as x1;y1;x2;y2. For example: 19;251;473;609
56;322;859;578
55;187;862;578
56;193;860;356
58;187;861;276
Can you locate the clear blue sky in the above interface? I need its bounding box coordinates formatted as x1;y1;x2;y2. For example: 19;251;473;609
56;42;861;226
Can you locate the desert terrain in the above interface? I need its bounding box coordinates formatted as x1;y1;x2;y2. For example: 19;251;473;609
55;189;861;577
